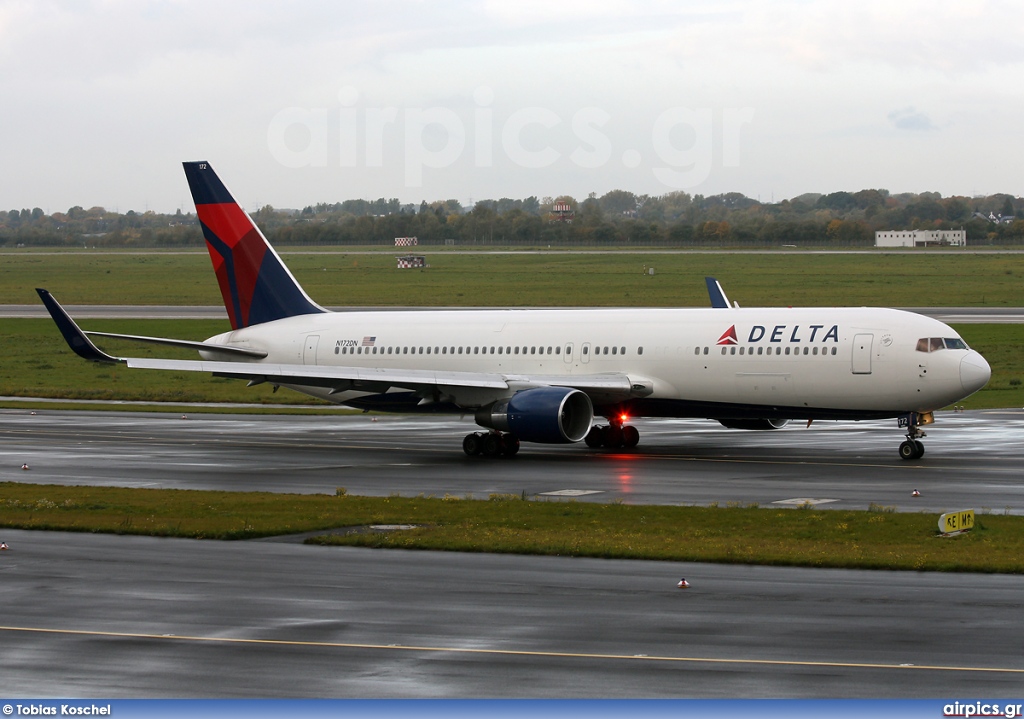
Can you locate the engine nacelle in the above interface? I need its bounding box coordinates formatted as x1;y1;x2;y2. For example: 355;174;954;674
475;387;594;443
717;418;790;431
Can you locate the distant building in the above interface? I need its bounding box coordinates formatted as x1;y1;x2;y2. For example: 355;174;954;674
875;230;966;248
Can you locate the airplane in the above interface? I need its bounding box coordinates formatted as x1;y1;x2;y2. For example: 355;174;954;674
37;161;991;461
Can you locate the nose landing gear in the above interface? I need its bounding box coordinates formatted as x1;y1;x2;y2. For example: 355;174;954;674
897;417;929;462
897;412;929;460
899;435;925;460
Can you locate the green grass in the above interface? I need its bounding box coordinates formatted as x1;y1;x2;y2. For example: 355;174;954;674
5;250;1024;307
2;319;1020;409
0;319;326;405
0;483;1020;573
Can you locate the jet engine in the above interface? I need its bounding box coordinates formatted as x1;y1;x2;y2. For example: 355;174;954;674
475;387;593;443
717;418;790;430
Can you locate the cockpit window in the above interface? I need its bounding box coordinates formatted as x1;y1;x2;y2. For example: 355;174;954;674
916;337;969;352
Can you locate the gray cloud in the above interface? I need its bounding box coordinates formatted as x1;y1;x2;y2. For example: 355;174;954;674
888;107;937;131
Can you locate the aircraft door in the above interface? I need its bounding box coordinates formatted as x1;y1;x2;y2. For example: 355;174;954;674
851;333;873;374
304;335;320;365
563;343;573;364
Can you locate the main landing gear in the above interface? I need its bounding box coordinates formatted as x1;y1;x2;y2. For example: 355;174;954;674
585;417;640;449
463;431;520;458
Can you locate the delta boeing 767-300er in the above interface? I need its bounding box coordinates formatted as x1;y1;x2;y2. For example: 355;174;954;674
38;161;991;460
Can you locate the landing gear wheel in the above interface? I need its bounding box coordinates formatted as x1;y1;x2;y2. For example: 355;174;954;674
913;440;925;459
899;441;915;460
502;433;521;457
901;436;925;458
622;425;640;448
463;432;483;456
899;440;925;460
604;425;624;448
585;426;604;448
482;433;504;457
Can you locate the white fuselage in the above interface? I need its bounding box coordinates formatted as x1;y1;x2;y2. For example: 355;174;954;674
203;306;988;419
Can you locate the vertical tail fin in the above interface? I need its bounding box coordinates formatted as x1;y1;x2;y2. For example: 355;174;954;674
183;161;325;329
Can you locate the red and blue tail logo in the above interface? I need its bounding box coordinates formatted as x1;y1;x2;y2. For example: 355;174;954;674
183;161;324;329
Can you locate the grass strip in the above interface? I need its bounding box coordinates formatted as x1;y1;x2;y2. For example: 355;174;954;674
1;483;1021;573
5;250;1024;306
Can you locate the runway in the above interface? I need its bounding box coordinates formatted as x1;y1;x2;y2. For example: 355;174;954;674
2;529;1023;698
2;409;1024;514
3;409;1024;697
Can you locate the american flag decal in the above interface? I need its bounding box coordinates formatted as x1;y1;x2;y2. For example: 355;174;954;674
361;336;376;346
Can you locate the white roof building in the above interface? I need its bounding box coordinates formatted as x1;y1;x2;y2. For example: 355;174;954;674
875;230;966;247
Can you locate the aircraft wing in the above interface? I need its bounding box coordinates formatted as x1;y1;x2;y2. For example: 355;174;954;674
123;357;642;404
38;288;647;406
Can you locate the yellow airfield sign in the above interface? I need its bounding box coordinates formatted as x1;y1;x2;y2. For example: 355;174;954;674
939;509;975;534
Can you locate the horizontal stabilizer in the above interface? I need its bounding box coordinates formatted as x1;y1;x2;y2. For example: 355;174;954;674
85;331;267;359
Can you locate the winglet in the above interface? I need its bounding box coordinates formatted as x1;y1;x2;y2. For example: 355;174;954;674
36;289;120;363
705;277;731;309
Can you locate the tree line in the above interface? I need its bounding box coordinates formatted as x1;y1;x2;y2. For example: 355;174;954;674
3;188;1023;248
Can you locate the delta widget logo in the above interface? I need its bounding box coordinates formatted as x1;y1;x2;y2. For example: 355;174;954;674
716;325;738;345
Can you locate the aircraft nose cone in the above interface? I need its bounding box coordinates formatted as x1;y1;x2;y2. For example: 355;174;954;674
960;351;991;395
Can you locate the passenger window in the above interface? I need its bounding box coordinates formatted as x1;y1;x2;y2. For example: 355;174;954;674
638;347;643;355
694;347;700;356
730;347;736;355
757;347;763;355
515;347;520;355
721;347;727;355
812;347;818;356
703;347;708;355
555;346;561;354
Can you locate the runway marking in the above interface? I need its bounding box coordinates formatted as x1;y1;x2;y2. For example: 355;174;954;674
539;489;604;497
773;498;839;506
2;624;1023;675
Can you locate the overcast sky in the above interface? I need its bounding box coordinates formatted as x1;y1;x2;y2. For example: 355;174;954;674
2;0;1023;213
